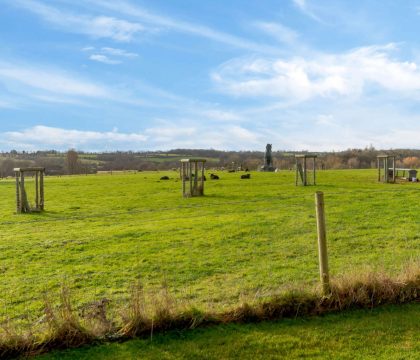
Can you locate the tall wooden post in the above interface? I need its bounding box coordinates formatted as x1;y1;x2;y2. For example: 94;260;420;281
182;163;186;197
315;191;330;295
40;170;44;210
392;157;396;183
20;171;25;213
35;171;39;210
15;171;20;213
377;158;380;182
201;162;205;194
189;162;193;196
194;161;198;195
384;157;388;183
303;157;307;186
313;157;316;185
295;158;298;186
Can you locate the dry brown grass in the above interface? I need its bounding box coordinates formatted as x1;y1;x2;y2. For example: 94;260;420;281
0;263;418;359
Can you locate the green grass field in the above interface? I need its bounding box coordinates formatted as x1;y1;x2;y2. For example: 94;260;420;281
37;303;420;359
0;169;418;328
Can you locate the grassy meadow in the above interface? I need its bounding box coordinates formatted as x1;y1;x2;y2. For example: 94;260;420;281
0;169;419;328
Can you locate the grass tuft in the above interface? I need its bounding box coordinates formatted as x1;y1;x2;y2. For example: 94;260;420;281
324;261;419;311
118;281;151;338
37;287;95;353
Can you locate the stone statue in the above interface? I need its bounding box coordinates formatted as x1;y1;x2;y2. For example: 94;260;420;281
265;144;273;167
260;143;276;171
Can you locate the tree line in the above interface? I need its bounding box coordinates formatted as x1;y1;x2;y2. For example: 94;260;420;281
1;147;420;177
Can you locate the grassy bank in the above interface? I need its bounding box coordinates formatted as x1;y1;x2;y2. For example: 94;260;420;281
37;303;420;360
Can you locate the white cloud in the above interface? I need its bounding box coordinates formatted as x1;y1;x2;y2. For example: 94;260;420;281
212;44;420;102
144;126;197;143
13;0;145;42
1;126;147;150
101;47;138;58
82;46;138;65
0;123;263;151
147;124;260;150
292;0;324;23
86;0;277;53
12;0;277;52
199;109;242;122
89;54;121;65
293;0;306;8
315;114;336;126
0;59;171;106
0;62;110;97
254;21;299;45
0;100;14;109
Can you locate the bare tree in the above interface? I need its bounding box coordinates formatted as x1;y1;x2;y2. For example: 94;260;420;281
66;149;80;174
402;156;420;168
347;157;360;169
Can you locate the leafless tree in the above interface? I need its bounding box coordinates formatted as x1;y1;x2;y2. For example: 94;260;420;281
66;149;80;174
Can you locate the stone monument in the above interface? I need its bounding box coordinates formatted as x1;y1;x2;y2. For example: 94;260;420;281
260;144;276;171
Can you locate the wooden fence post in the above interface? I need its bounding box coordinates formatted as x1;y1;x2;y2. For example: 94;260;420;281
40;170;44;210
15;171;20;213
315;191;330;295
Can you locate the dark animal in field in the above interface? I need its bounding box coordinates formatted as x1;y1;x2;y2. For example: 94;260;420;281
241;174;251;179
160;176;170;180
210;173;219;180
228;169;235;173
245;168;249;172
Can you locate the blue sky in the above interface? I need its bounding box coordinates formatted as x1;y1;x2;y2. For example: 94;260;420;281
1;0;420;151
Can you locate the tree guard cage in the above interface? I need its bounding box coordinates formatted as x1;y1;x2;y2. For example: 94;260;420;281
180;159;206;197
377;155;395;183
14;167;45;213
295;155;317;186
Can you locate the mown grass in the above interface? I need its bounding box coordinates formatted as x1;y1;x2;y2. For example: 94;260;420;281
0;169;418;328
36;303;420;360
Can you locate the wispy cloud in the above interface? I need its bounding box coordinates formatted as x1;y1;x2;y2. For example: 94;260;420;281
86;0;278;53
83;47;138;65
0;124;261;151
101;47;138;58
89;54;121;65
1;125;147;151
0;61;110;97
12;0;145;42
0;100;15;109
82;46;95;52
292;0;324;23
212;44;420;102
0;58;186;107
254;21;299;45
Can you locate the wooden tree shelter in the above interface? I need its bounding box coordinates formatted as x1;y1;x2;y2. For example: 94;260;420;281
14;167;45;213
295;155;317;186
377;155;395;183
180;159;206;197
